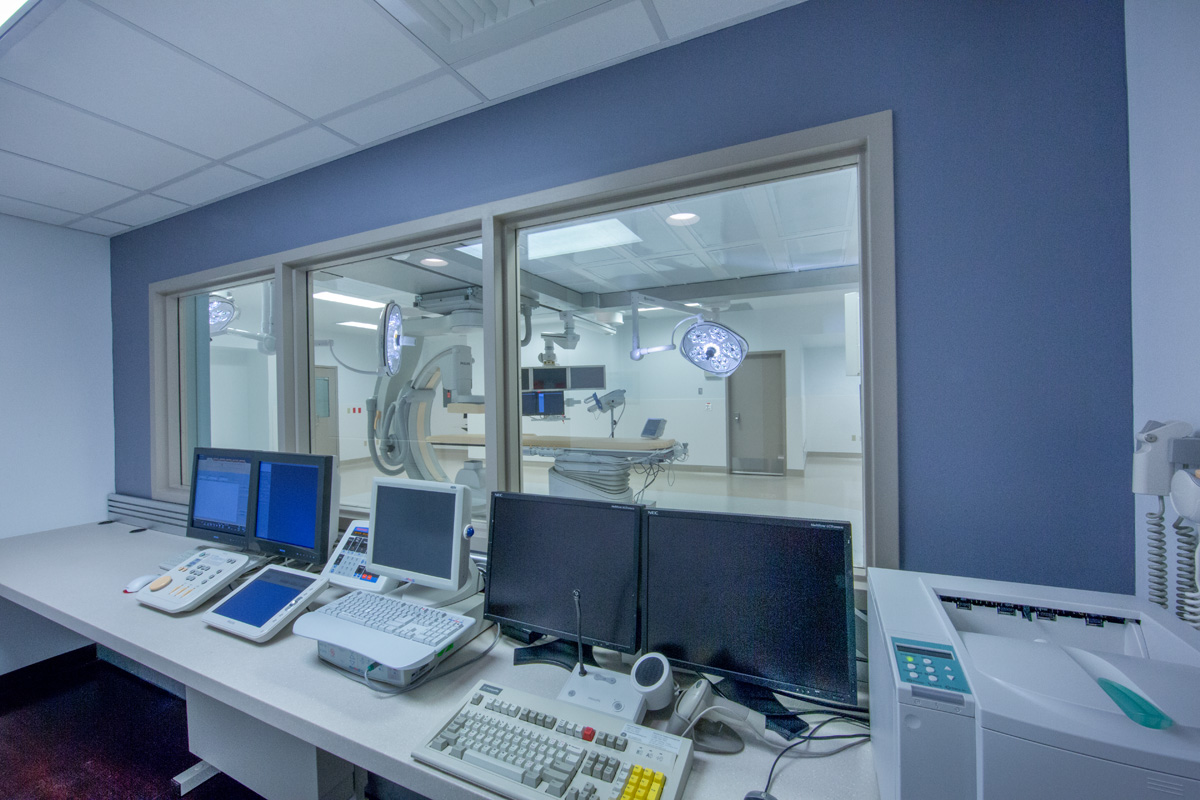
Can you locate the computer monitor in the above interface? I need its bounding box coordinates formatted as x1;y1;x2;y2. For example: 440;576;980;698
187;448;255;548
249;452;337;564
485;492;642;655
365;478;476;606
521;390;565;416
642;508;857;705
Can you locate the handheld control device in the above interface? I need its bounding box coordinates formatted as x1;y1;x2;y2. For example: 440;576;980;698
202;565;329;642
135;549;254;613
322;520;400;593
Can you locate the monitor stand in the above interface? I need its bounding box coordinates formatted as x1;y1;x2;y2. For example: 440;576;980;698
716;679;809;739
512;637;598;671
400;560;482;608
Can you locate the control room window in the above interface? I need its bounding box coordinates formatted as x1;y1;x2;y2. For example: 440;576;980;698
178;278;278;486
307;236;489;525
513;165;868;566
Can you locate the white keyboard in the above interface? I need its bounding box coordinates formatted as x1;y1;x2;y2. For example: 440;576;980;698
293;590;474;670
414;681;693;800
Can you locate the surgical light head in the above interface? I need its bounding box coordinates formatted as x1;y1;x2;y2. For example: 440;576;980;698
379;301;406;376
208;294;236;334
680;321;747;376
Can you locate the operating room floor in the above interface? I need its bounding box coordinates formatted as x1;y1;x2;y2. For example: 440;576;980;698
0;647;267;800
339;454;865;561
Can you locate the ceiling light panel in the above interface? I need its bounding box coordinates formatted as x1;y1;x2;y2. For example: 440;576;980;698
337;321;379;330
313;291;386;309
0;0;305;159
91;0;442;119
526;219;642;260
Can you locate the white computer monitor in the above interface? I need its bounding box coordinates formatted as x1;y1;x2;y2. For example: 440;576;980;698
365;477;478;607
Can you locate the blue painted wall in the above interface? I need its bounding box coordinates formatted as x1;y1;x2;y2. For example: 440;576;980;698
110;0;1133;592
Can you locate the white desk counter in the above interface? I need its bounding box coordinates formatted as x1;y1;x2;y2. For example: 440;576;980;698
0;522;879;800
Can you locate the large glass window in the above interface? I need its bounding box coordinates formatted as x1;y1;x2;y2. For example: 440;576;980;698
514;166;867;565
308;236;489;524
178;278;277;485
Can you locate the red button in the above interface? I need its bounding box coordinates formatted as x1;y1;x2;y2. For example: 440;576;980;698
581;727;595;742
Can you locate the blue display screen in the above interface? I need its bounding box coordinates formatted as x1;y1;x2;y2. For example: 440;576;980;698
192;454;252;533
213;569;315;628
255;462;319;549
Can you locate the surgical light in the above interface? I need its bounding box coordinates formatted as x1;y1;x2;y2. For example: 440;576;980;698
379;301;406;376
628;292;750;376
208;294;236;334
679;321;747;375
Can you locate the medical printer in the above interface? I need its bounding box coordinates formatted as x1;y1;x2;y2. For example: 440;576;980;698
868;568;1200;799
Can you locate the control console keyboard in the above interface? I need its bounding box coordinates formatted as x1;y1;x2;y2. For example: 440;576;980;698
414;680;693;800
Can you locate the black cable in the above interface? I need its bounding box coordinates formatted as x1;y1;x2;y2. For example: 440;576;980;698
762;716;870;794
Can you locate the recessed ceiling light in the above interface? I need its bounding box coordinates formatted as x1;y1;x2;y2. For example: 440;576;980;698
420;257;448;267
336;321;378;330
685;303;702;307
312;291;385;309
667;212;699;226
527;219;642;260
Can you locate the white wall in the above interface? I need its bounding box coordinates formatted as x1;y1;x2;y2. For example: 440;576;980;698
1127;0;1200;601
803;345;862;454
0;214;114;539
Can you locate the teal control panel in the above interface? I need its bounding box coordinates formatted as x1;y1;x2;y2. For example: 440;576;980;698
892;637;971;695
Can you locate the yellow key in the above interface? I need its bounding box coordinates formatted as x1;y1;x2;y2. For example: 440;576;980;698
636;789;647;800
631;766;643;779
648;785;663;800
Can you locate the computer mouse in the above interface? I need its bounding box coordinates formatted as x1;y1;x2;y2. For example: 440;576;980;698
124;574;159;593
744;792;778;800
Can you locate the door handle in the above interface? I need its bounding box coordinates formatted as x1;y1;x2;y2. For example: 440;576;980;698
734;413;741;423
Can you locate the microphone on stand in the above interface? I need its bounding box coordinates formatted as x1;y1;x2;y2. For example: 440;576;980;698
572;589;587;677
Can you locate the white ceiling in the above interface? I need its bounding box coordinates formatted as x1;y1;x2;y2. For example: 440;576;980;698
0;0;805;237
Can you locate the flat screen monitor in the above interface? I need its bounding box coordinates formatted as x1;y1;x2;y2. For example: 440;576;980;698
521;390;564;416
567;365;606;391
250;452;336;564
485;492;642;654
530;367;567;391
366;478;471;593
642;508;856;705
187;448;255;548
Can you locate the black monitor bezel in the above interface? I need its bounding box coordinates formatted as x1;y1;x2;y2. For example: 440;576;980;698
641;507;857;705
484;491;643;655
186;447;256;549
248;451;336;565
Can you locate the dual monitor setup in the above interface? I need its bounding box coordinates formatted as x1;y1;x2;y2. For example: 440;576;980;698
484;493;858;715
520;364;605;418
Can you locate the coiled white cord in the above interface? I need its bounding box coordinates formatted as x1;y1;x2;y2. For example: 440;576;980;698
1173;515;1200;627
1147;497;1169;608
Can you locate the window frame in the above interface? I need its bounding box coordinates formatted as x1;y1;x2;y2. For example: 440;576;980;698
148;111;897;573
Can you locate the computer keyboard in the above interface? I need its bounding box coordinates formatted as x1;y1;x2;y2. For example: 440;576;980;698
414;680;693;800
319;590;468;648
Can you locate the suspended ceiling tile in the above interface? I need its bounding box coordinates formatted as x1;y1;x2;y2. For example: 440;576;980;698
709;243;781;277
772;169;855;236
69;217;131;236
457;2;659;100
227;127;354;179
0;194;80;226
97;193;188;226
91;0;443;120
620;210;690;258
0;81;209;190
324;74;480;145
0;0;306;159
679;191;761;248
785;232;849;270
0;150;136;214
155;164;260;205
652;0;800;39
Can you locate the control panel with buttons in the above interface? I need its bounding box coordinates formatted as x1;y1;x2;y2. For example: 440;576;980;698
134;549;253;613
891;637;971;695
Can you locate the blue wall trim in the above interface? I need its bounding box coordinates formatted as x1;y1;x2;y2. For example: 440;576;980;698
110;0;1132;592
